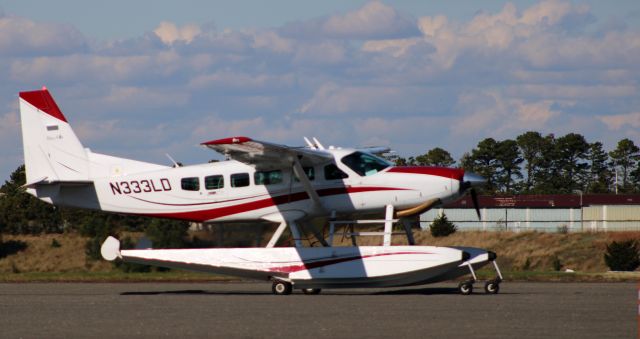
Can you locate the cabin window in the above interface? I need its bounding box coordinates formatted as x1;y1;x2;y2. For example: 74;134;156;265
294;167;315;181
254;170;283;185
205;175;224;190
341;151;390;176
181;177;200;191
324;164;348;180
231;173;250;187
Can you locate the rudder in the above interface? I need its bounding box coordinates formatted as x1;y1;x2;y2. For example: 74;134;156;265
19;87;89;184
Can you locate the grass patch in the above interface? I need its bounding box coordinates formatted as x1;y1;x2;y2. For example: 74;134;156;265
1;269;637;283
0;270;237;283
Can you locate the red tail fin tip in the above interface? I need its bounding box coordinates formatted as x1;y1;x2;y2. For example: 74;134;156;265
19;88;68;123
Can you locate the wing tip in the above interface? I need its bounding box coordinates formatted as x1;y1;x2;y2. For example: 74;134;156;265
201;136;252;146
100;236;121;261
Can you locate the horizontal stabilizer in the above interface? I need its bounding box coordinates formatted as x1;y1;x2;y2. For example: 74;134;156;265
101;236;121;261
22;178;94;189
21;176;49;189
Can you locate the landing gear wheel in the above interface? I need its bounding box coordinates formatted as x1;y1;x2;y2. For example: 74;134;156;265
302;288;321;295
272;281;293;295
458;281;473;295
484;280;500;294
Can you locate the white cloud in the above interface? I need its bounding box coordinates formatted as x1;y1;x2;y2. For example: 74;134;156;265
153;21;201;44
323;1;417;39
453;91;560;139
189;70;295;92
598;112;640;130
0;14;87;56
293;41;347;65
296;83;426;116
9;51;188;86
0;111;19;142
280;1;420;40
251;31;294;54
74;119;120;143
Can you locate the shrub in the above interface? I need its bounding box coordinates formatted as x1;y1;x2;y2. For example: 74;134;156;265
429;214;457;237
551;255;562;271
144;218;189;249
85;235;104;261
0;240;28;259
604;240;640;271
557;225;568;234
113;237;151;273
50;239;61;248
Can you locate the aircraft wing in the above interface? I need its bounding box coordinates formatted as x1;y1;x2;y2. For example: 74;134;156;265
201;136;333;169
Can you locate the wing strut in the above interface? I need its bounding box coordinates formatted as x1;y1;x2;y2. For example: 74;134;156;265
291;156;324;211
267;221;288;248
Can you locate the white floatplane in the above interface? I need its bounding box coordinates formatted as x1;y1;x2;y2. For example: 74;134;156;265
18;87;502;295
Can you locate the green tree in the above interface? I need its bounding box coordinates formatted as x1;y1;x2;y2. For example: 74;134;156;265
604;240;640;271
0;165;62;234
494;139;523;193
429;213;457;237
631;165;640;191
609;138;640;192
415;147;455;167
516;131;547;193
463;138;499;193
144;218;190;249
587;142;612;193
394;157;408;166
531;134;558;193
554;133;590;193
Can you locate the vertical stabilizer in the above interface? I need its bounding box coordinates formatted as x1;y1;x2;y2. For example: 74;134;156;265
19;88;89;184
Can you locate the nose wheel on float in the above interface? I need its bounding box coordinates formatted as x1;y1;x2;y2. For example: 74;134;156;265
272;280;293;295
458;259;503;295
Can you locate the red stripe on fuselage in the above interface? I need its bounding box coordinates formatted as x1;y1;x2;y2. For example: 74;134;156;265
268;251;434;273
140;186;408;222
388;166;464;181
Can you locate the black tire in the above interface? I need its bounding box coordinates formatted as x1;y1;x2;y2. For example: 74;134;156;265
458;281;473;295
484;281;500;294
302;288;321;295
272;281;293;295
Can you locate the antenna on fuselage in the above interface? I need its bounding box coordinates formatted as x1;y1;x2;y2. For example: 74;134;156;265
165;153;181;167
303;137;316;149
312;137;325;150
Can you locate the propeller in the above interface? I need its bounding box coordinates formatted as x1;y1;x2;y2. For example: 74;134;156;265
461;172;486;221
470;188;481;220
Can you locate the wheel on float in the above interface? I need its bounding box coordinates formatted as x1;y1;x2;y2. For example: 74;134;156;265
272;281;293;295
302;288;321;295
458;281;473;295
484;280;500;294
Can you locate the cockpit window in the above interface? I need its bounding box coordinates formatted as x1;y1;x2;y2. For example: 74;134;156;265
324;164;348;180
341;152;391;176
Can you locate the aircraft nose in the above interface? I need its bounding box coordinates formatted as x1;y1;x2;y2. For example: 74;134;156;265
462;171;486;188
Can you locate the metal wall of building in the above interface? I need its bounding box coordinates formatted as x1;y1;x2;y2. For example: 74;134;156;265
420;206;640;232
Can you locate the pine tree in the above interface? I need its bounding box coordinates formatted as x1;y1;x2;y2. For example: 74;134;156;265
610;139;640;192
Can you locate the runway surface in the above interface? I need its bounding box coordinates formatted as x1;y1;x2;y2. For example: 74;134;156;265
0;282;635;338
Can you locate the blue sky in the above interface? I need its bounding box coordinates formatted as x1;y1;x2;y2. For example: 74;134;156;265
0;0;639;181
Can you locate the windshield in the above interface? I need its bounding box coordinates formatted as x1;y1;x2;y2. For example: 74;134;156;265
341;152;391;176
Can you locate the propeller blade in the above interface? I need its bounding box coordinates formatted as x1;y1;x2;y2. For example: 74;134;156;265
470;188;481;221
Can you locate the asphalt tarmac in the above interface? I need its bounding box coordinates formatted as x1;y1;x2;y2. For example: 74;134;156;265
0;282;635;338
